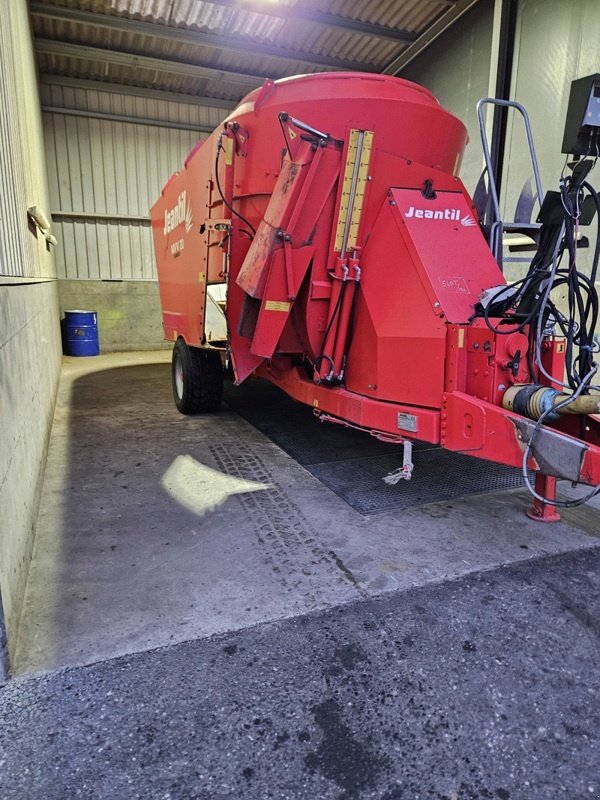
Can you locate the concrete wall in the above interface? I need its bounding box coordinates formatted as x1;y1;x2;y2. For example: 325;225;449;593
0;284;62;677
58;280;169;352
0;0;62;680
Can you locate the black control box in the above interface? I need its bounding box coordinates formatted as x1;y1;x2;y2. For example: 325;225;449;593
561;73;600;155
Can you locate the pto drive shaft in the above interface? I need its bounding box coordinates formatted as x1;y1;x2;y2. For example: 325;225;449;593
503;384;600;421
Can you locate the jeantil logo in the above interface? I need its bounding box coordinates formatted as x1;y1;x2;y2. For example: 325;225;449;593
164;191;193;235
405;206;476;227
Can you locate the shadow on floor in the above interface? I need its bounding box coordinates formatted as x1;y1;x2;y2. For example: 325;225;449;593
223;378;526;514
16;358;593;677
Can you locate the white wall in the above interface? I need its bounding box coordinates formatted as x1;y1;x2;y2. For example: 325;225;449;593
0;0;63;679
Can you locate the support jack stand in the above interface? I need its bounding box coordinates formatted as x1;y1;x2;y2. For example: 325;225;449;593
527;473;561;522
383;440;414;484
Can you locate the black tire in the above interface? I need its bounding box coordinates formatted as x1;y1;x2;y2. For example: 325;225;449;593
171;338;223;414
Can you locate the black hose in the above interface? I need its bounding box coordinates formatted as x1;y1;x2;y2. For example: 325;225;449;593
214;139;257;237
480;160;599;394
315;280;348;381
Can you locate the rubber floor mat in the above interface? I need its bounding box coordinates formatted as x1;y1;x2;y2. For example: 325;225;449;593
224;379;525;514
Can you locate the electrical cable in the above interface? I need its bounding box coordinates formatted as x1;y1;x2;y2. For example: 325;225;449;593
526;168;600;502
522;365;600;508
477;157;600;506
214;134;257;237
481;161;599;390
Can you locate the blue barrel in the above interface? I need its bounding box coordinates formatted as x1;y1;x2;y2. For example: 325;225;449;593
62;310;100;356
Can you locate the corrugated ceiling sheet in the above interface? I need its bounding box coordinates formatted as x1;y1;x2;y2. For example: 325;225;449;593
32;15;399;74
33;0;464;102
166;0;290;39
36;52;262;100
31;0;455;82
32;0;451;35
326;0;451;32
34;19;318;78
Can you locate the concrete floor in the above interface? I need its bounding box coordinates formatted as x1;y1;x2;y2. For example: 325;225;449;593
3;350;600;799
3;547;600;799
13;351;600;676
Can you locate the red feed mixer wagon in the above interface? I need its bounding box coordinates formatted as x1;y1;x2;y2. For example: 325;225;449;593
151;72;600;519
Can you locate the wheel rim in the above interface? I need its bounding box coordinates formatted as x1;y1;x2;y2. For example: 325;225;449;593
174;354;184;399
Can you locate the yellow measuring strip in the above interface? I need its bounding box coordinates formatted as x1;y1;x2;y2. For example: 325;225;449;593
334;129;374;253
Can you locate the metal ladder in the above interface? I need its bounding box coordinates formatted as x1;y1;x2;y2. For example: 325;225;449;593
475;97;545;270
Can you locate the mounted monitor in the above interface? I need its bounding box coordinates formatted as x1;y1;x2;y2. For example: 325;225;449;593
562;73;600;155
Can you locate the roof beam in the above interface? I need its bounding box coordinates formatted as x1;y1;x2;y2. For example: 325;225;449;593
42;105;215;133
196;0;417;43
38;74;236;109
383;0;481;74
30;3;378;73
35;39;265;88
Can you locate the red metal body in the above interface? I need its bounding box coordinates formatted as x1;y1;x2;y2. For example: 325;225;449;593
150;72;600;500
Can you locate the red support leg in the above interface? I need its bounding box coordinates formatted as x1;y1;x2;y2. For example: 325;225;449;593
526;473;561;522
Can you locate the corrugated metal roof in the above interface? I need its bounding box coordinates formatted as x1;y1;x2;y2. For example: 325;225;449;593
31;0;480;101
166;1;289;39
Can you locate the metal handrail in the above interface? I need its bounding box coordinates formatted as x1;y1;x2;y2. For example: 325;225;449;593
476;97;544;265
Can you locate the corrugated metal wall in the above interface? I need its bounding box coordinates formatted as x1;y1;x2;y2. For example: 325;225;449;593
41;83;227;281
0;2;55;281
402;0;600;284
399;0;600;337
0;0;62;676
401;0;495;197
402;0;600;210
504;0;600;218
